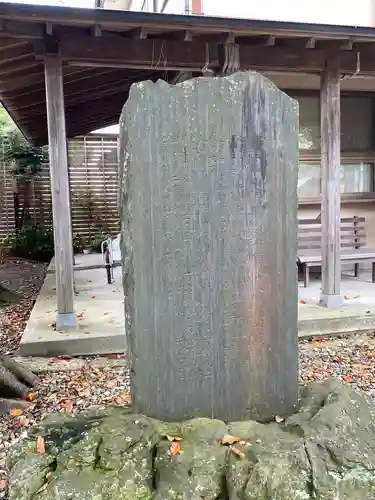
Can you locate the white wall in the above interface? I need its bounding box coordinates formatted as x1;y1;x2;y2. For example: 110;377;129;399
130;0;375;27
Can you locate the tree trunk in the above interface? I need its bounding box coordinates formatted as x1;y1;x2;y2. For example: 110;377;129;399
0;355;39;399
0;283;21;304
20;179;32;229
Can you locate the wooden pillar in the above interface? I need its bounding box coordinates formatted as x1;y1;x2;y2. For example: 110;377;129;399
44;54;77;330
320;57;343;308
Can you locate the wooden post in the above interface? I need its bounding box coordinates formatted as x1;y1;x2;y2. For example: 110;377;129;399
320;57;343;308
44;54;77;330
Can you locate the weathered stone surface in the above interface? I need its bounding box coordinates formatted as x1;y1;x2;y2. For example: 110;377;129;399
8;380;375;499
119;71;299;422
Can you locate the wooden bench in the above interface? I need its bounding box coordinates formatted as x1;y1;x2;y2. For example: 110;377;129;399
298;217;375;287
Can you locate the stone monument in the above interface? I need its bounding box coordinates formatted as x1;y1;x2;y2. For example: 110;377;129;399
119;71;299;422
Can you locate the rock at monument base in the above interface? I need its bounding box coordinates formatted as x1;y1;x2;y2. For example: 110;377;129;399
7;380;375;499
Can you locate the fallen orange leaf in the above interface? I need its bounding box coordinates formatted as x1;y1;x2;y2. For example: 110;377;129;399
344;295;360;300
170;441;181;455
345;375;352;383
221;435;241;445
26;392;36;402
9;408;23;417
299;300;306;304
64;400;74;413
37;436;46;455
231;447;245;459
165;434;182;442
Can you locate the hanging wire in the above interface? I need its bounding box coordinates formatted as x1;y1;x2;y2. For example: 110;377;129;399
151;40;167;69
201;42;214;76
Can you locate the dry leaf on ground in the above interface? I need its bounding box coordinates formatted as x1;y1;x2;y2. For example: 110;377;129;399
64;400;74;413
37;436;45;455
170;441;181;455
9;409;23;418
221;435;241;445
231;447;245;459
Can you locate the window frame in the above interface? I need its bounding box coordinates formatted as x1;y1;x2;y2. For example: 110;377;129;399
290;89;375;205
298;152;375;204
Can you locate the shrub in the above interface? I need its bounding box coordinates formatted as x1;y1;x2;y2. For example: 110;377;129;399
88;228;110;253
3;224;54;262
73;233;85;254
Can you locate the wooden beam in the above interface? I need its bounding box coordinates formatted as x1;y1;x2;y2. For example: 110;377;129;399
0;57;40;77
153;30;193;42
36;36;220;71
0;41;32;63
34;36;375;74
319;56;343;308
9;68;136;111
44;54;77;329
0;66;95;93
0;19;44;39
125;27;148;39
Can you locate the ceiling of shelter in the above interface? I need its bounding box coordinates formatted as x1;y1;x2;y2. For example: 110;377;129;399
1;2;375;144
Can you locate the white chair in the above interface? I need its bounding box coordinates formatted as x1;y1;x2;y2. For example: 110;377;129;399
101;233;121;283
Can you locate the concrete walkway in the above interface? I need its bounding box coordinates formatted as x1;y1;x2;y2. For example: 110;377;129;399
20;258;125;357
19;257;375;357
299;271;375;338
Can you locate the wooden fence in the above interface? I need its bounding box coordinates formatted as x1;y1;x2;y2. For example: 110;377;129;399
0;134;120;240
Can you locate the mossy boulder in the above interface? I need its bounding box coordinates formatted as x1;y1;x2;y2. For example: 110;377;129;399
7;379;375;499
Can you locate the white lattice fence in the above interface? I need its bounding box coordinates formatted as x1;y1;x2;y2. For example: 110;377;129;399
0;134;120;239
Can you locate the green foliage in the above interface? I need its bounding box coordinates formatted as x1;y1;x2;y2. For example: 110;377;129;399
0;135;48;178
0;106;48;178
73;233;85;254
87;228;110;253
0;106;18;138
2;223;54;262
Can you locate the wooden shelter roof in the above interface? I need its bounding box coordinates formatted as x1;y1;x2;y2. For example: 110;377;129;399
2;2;375;144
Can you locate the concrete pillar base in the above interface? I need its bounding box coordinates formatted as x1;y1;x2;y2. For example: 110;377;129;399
319;293;344;309
56;312;77;331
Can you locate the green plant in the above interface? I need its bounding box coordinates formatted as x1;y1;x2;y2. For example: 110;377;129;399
3;223;54;262
73;233;85;254
87;228;110;253
0;129;48;231
74;189;103;241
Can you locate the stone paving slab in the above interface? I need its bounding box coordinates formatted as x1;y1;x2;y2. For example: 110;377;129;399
13;355;127;373
19;264;125;357
298;273;375;338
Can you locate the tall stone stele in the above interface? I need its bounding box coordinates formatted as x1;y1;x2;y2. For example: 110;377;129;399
119;71;299;422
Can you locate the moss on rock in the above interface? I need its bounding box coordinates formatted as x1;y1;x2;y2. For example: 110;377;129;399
7;379;375;499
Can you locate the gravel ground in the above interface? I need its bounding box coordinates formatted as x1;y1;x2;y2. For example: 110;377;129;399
0;258;48;355
299;333;375;398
